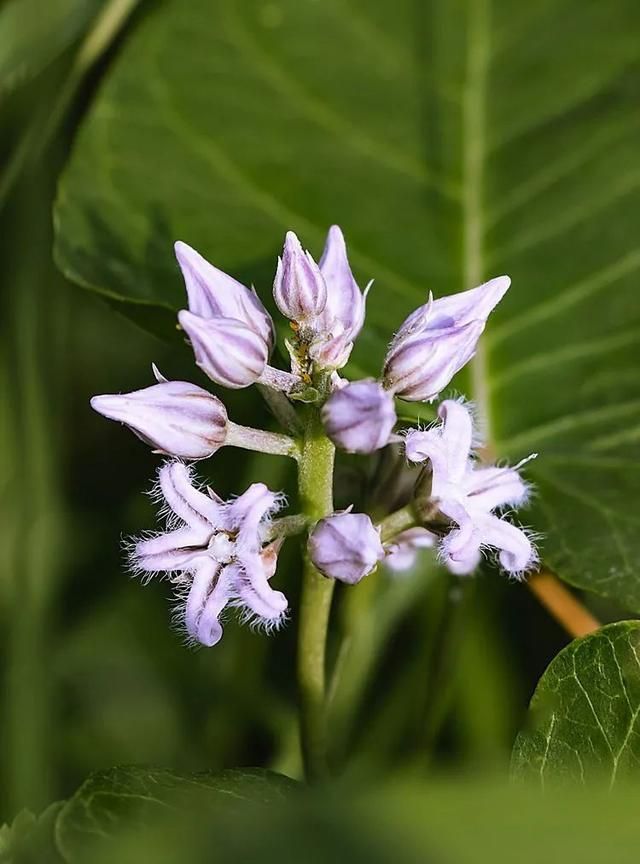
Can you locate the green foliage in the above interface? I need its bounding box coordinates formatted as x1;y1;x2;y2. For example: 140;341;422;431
55;766;296;863
53;0;640;609
512;621;640;786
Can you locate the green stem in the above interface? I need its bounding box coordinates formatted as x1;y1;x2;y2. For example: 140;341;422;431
378;504;418;542
296;408;335;781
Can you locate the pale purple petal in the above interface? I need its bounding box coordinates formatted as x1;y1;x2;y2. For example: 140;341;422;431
235;552;288;625
321;379;397;453
174;241;274;348
273;231;327;322
477;513;536;576
317;225;365;340
425;276;510;330
438;400;474;485
228;482;280;551
158;461;220;537
464;465;529;510
133;528;204;575
91;379;228;460
184;558;232;647
178;310;268;389
383;320;483;401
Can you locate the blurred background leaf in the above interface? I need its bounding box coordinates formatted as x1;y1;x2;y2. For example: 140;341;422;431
512;620;640;786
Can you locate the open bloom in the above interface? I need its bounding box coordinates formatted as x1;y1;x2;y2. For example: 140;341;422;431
175;241;275;388
91;366;228;460
383;276;510;401
131;461;288;646
404;400;536;577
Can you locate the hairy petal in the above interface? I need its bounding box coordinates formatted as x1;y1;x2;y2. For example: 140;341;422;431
183;558;233;647
158;461;220;537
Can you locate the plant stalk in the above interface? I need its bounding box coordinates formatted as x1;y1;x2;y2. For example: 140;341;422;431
296;408;335;781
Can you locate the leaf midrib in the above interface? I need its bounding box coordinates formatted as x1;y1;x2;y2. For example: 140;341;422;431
463;0;493;446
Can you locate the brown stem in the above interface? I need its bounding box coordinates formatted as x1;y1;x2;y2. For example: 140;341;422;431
527;569;601;638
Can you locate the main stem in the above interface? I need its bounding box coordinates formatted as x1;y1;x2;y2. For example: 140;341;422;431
296;407;336;781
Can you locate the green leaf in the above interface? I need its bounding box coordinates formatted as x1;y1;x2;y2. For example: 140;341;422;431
0;0;101;97
512;621;640;787
0;803;64;864
55;765;296;863
54;0;640;606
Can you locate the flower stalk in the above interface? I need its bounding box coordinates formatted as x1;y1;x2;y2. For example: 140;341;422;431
296;407;336;781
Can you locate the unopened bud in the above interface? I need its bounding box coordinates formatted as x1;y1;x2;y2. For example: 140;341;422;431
91;374;227;459
178;310;269;389
273;231;327;323
308;511;384;584
321;379;396;453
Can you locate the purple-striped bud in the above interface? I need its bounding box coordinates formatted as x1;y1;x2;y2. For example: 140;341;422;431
384;276;510;402
321;380;396;453
178;310;269;389
174;241;275;350
91;373;228;460
273;231;327;323
309;226;368;368
308;511;384;584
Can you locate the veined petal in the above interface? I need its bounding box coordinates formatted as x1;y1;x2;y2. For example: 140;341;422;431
183;558;232;647
235;552;288;625
178;311;269;389
158;461;220;537
174;241;274;348
464;465;529;511
229;482;280;551
317;225;365;340
426;275;510;330
133;528;204;575
438;400;474;485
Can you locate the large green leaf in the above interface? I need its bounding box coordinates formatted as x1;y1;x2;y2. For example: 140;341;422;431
55;765;296;862
512;621;640;786
54;0;640;605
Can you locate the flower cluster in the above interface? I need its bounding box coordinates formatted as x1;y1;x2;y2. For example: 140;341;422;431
92;225;537;647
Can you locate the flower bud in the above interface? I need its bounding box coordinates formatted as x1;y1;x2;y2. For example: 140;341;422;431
384;276;510;402
91;375;228;460
273;231;327;323
308;225;368;368
308;511;384;584
383;319;484;402
178;310;269;389
321;379;396;453
174;241;275;350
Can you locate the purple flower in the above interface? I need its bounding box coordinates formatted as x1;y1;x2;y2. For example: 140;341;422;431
384;528;436;573
175;241;275;349
405;399;536;577
308;510;384;584
178;311;269;389
321;379;396;453
309;225;369;369
383;276;510;401
131;461;288;646
273;231;327;323
91;367;228;460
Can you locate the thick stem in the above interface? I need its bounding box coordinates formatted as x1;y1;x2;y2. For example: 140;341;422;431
258;364;302;394
296;408;335;781
226;420;300;459
527;569;600;638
